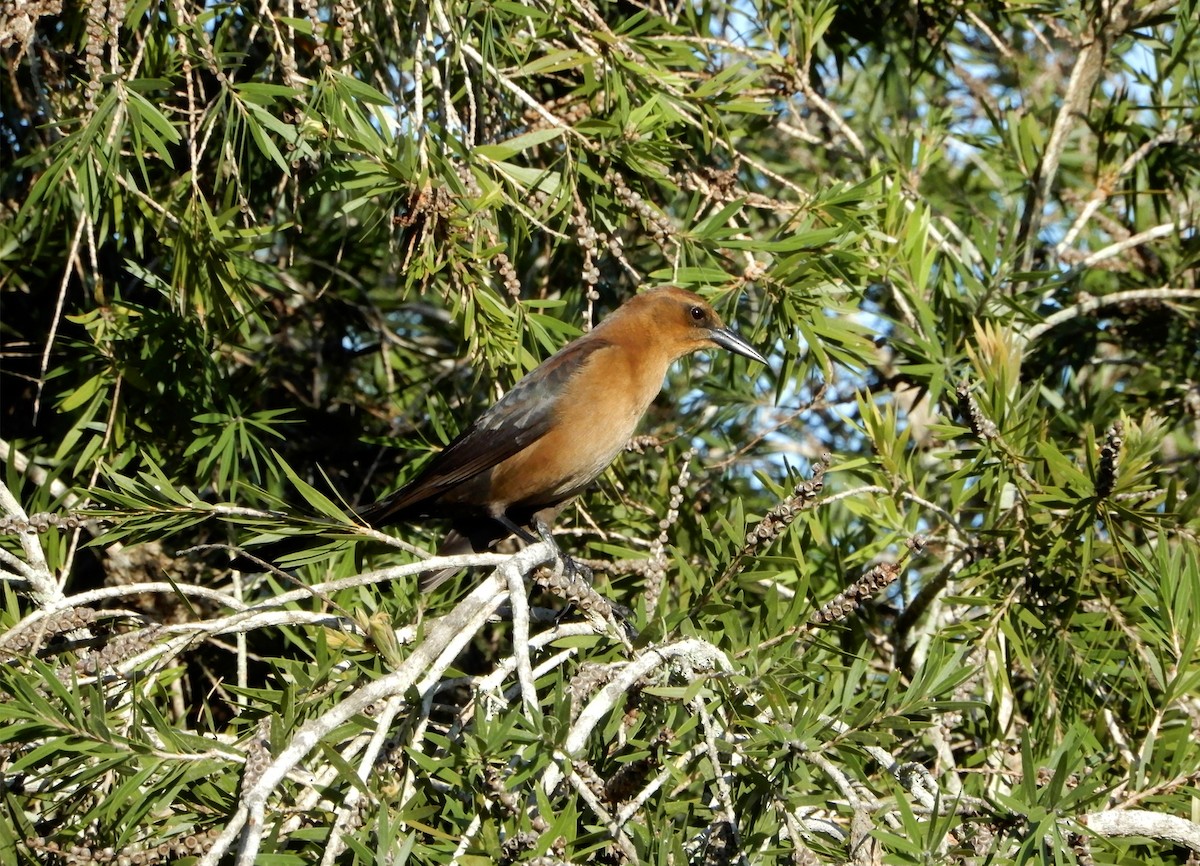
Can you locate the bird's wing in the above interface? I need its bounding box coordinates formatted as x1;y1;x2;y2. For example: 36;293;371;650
358;335;611;523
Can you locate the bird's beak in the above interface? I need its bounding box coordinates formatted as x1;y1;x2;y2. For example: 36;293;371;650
709;327;768;365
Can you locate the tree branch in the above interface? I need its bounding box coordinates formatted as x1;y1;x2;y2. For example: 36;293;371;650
1080;809;1200;853
1017;0;1140;273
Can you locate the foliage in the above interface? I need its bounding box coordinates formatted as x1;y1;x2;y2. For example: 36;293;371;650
2;0;1199;863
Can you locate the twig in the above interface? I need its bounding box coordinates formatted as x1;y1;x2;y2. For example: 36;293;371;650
0;439;76;503
1022;287;1200;345
794;72;865;158
965;9;1014;60
544;638;734;793
1078;810;1200;853
559;761;639;861
1017;0;1140;273
1056;131;1187;253
320;693;408;866
693;695;748;866
0;479;60;608
33;213;87;424
429;0;579;141
1069;221;1186;273
198;542;554;866
506;547;539;716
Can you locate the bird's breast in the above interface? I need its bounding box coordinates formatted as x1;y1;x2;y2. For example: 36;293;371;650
491;345;665;507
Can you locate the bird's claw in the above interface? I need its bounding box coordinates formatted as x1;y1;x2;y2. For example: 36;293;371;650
561;554;593;585
531;516;637;639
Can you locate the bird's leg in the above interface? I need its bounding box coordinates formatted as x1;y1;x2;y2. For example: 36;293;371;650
521;517;637;640
531;516;592;584
492;512;593;583
492;513;540;545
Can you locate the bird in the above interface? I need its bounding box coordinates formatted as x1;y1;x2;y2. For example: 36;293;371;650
354;285;767;590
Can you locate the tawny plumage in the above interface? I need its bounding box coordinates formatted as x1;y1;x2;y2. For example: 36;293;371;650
355;286;766;589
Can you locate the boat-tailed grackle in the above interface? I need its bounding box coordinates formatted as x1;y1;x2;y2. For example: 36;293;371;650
355;285;767;589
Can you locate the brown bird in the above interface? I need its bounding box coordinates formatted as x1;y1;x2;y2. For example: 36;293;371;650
355;286;767;590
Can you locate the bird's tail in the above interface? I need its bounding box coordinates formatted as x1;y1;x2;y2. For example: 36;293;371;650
351;484;425;529
418;528;474;592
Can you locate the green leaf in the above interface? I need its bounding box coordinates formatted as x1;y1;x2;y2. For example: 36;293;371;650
273;450;352;520
474;127;566;161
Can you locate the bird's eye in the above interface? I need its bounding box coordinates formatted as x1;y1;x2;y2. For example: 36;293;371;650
689;306;705;322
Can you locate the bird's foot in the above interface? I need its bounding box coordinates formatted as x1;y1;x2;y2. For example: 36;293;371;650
561;554;593;585
545;577;638;641
530;517;591;582
606;600;638;641
530;517;637;640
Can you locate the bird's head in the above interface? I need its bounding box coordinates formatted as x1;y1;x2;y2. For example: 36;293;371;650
624;286;768;365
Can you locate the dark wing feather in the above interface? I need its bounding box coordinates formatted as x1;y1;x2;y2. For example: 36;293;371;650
357;335;610;525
